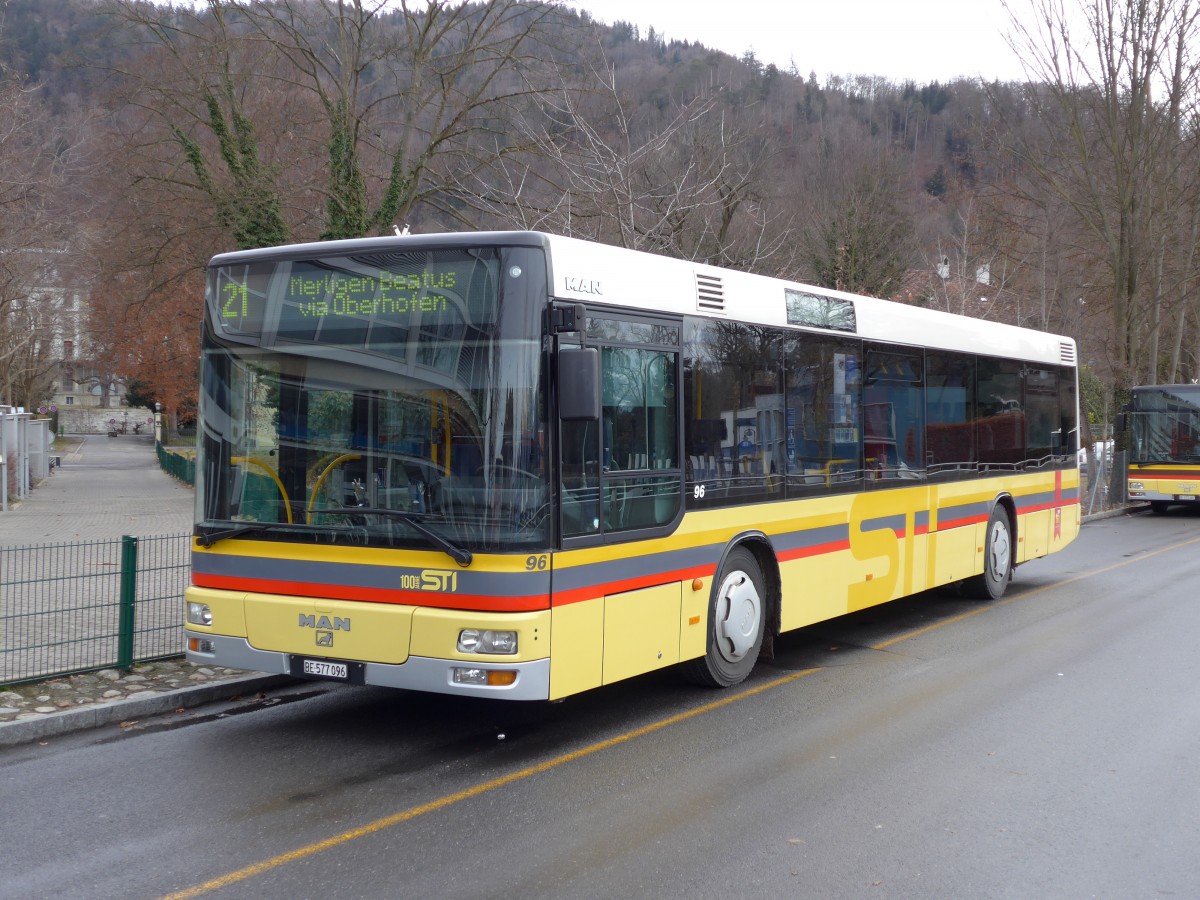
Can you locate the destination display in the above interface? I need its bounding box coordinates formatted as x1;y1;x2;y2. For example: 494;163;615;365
281;268;455;318
210;254;489;344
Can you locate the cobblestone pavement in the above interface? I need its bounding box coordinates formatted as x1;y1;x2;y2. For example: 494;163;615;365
0;657;255;724
0;657;291;747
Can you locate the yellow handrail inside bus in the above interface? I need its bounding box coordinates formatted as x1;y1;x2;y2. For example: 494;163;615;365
307;453;363;524
231;456;293;524
442;398;451;476
430;392;451;477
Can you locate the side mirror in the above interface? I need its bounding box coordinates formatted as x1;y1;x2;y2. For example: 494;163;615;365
1115;413;1126;433
558;347;600;420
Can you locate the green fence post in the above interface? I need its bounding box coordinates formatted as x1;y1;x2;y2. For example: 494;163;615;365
117;535;138;670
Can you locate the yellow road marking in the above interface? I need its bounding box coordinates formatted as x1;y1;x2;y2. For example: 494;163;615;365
163;667;818;899
166;529;1200;898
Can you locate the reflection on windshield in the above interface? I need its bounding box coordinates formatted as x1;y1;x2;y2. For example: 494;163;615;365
198;245;549;554
1130;388;1200;465
197;345;548;553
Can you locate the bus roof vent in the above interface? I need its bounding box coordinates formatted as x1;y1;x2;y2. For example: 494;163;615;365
695;272;725;313
1059;342;1077;364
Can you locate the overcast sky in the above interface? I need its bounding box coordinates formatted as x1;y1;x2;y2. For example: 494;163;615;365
568;0;1041;84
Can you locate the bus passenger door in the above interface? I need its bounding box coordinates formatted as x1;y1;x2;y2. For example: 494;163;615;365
552;311;685;695
557;312;684;542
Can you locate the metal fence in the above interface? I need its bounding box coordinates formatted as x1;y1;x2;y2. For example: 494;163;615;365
0;533;190;687
1079;447;1126;516
158;444;195;485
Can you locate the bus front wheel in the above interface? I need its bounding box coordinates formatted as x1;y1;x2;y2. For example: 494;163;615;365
964;506;1012;600
683;547;765;687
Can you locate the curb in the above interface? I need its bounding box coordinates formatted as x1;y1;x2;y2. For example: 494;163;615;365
0;674;294;748
1082;504;1144;523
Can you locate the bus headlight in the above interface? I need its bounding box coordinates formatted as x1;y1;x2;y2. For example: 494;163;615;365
458;629;518;654
1128;482;1143;491
187;602;213;626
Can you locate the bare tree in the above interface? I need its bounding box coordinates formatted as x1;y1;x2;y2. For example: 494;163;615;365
1003;0;1200;386
104;0;323;250
105;0;575;245
920;197;1018;318
471;52;791;270
0;259;63;410
0;69;86;408
790;117;916;297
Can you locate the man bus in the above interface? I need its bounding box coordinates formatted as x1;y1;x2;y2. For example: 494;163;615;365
185;231;1080;699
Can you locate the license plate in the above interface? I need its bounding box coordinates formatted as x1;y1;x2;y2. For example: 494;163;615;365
303;659;347;679
1179;494;1196;501
289;655;365;684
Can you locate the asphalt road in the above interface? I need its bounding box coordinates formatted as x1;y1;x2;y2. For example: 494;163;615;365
2;507;1198;899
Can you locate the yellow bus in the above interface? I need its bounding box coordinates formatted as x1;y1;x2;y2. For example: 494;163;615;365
185;231;1081;699
1122;384;1200;513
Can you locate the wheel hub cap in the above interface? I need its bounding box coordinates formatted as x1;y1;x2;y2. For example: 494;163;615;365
989;522;1011;581
715;571;762;663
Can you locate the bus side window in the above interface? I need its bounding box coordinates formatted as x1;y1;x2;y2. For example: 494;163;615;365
977;357;1024;467
1057;367;1078;458
863;347;925;482
926;351;976;478
781;335;862;495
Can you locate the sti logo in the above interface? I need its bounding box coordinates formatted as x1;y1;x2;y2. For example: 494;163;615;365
400;570;459;592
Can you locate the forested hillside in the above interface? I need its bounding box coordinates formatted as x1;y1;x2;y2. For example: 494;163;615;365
2;0;1198;430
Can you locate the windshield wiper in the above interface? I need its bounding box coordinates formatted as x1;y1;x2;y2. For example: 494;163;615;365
327;506;473;567
197;522;300;547
199;510;473;567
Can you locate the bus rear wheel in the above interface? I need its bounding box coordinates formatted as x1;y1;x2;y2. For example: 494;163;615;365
683;547;765;687
964;506;1012;600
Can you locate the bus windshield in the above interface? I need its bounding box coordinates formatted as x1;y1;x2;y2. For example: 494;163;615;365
1129;386;1200;465
195;245;550;555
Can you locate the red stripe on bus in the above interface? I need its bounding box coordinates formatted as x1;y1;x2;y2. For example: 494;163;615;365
190;572;549;612
1018;497;1080;515
777;539;851;562
933;514;989;530
552;563;717;607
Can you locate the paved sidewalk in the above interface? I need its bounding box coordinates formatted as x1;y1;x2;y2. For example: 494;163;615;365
0;434;193;543
0;435;286;747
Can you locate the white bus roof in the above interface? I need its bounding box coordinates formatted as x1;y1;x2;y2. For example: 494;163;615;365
542;232;1076;368
209;229;1077;368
